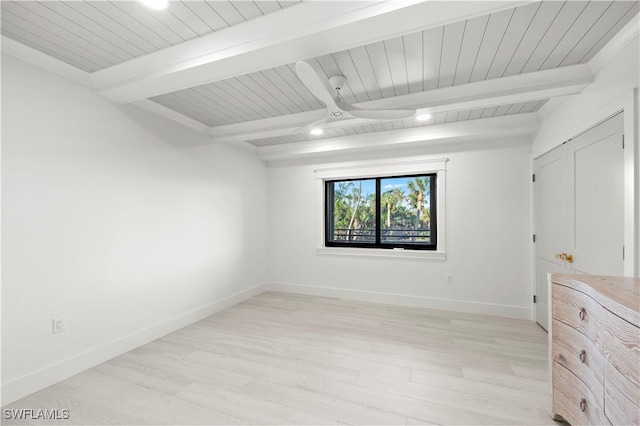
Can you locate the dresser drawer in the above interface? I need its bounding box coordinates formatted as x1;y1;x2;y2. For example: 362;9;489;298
604;361;640;426
553;362;603;425
553;284;602;345
552;319;603;403
602;312;640;389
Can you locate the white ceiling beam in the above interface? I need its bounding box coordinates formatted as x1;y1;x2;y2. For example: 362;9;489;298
257;113;540;162
209;64;593;143
131;100;211;135
354;63;594;110
93;1;527;103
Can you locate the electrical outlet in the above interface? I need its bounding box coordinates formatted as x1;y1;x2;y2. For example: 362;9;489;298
52;317;66;334
445;273;453;284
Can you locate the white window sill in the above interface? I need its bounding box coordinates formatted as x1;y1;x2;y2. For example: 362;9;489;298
316;247;447;261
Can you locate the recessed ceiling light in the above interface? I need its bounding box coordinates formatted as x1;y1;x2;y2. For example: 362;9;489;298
139;0;169;10
416;113;432;122
310;128;323;136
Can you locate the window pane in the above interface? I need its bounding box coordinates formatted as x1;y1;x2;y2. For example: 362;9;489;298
328;179;376;243
380;175;432;244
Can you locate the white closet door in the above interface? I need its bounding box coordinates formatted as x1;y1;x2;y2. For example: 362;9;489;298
568;112;625;276
534;112;625;330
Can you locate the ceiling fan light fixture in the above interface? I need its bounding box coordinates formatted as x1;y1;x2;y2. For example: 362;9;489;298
416;113;432;122
310;128;324;136
139;0;169;10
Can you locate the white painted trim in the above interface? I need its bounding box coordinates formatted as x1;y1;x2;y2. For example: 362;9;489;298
258;113;540;162
636;88;640;276
314;157;448;180
1;36;90;87
529;155;536;322
131;100;211;135
268;282;532;320
589;17;640;74
316;247;446;261
623;90;638;276
315;157;447;257
0;282;269;406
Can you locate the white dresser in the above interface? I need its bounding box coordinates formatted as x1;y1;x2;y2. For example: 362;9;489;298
550;274;639;425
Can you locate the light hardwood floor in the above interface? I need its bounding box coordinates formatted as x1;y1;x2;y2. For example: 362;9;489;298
3;291;558;425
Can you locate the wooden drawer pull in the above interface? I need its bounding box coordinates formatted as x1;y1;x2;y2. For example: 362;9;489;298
579;398;587;412
579;350;586;363
579;308;586;321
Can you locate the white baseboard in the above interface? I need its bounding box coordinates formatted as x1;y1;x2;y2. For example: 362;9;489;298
268;282;532;320
1;282;269;406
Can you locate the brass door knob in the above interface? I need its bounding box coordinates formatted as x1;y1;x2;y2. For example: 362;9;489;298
555;253;574;263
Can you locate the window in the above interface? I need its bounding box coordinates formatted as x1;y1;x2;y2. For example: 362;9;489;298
325;174;437;250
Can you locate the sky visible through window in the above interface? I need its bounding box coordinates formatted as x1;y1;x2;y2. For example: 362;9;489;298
344;177;431;209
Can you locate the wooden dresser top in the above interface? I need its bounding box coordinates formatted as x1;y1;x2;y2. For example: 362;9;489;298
551;274;640;327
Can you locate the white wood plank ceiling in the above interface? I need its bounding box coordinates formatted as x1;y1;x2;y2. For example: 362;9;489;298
1;0;638;152
1;1;303;72
149;0;636;146
150;1;637;126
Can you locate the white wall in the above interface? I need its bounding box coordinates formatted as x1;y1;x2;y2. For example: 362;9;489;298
1;54;269;404
267;139;533;319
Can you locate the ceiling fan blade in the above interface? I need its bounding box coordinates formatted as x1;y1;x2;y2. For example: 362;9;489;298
295;61;340;111
293;110;329;134
347;107;416;120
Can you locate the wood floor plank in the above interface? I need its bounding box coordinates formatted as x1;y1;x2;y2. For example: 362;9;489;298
462;367;550;394
296;373;522;425
357;371;554;424
406;416;439;425
239;377;407;425
3;292;552;425
410;368;550;409
175;381;336;425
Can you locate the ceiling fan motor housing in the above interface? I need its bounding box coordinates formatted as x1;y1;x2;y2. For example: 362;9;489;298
293;61;416;133
329;75;347;91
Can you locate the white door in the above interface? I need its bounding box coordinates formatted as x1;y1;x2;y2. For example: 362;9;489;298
568;113;625;276
534;146;568;331
534;113;625;330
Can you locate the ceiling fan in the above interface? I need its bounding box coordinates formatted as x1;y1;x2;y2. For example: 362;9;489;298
295;61;417;135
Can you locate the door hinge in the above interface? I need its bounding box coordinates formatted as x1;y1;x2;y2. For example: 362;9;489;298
622;135;625;149
533;234;536;243
532;173;536;182
623;245;625;260
533;295;537;303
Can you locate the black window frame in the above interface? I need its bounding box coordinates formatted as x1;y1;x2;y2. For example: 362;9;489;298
325;173;437;251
